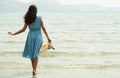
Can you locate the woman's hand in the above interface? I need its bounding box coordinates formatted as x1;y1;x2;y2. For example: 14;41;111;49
48;38;51;43
8;32;15;36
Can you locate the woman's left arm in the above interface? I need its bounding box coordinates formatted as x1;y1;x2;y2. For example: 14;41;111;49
8;23;27;36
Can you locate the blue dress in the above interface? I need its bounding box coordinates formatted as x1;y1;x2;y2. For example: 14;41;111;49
23;16;43;61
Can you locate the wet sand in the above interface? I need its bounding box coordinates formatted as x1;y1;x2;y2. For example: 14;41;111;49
0;68;120;78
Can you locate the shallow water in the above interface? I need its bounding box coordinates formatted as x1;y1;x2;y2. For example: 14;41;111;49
0;51;120;78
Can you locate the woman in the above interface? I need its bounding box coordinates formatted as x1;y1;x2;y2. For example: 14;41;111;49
8;5;51;75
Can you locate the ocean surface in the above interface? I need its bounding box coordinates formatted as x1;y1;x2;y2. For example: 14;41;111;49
0;11;120;78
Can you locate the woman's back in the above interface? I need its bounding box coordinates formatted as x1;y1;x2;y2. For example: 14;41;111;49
28;16;42;31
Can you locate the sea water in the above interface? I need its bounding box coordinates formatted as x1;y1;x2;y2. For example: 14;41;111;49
0;11;120;78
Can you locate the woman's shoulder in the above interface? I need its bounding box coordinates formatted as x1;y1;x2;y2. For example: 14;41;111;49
36;16;42;21
37;16;42;19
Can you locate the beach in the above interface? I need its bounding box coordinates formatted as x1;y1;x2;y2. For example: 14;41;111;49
1;69;120;78
0;11;120;78
0;52;120;78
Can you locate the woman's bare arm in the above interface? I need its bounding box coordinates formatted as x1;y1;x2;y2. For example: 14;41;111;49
8;23;27;35
41;20;51;43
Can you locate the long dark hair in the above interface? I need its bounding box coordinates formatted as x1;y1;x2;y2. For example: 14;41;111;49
24;5;37;25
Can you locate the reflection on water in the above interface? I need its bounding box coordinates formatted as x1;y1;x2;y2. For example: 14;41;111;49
32;75;36;78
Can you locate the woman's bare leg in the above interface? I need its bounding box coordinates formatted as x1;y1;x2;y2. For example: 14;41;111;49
31;57;38;75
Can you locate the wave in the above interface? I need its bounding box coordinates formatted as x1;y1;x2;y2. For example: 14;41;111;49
0;51;120;57
0;63;120;70
0;51;120;70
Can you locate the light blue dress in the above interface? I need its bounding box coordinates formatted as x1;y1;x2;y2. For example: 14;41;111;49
23;16;43;61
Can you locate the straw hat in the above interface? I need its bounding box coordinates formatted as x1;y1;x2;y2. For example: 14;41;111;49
40;41;55;52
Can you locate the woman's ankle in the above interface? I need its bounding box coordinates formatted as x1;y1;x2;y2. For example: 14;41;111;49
32;70;36;75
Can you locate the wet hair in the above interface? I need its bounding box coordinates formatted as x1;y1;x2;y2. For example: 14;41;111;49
24;5;37;25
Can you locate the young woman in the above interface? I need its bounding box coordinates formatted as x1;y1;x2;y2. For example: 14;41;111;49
8;5;51;75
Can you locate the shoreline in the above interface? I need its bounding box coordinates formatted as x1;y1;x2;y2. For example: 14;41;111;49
0;68;120;78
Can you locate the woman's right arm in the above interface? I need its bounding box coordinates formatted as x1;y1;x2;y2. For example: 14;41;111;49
8;23;27;36
41;20;51;43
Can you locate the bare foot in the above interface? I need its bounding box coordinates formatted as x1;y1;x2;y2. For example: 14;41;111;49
32;71;36;75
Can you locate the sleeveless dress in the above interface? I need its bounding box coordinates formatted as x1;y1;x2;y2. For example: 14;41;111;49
23;16;43;61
